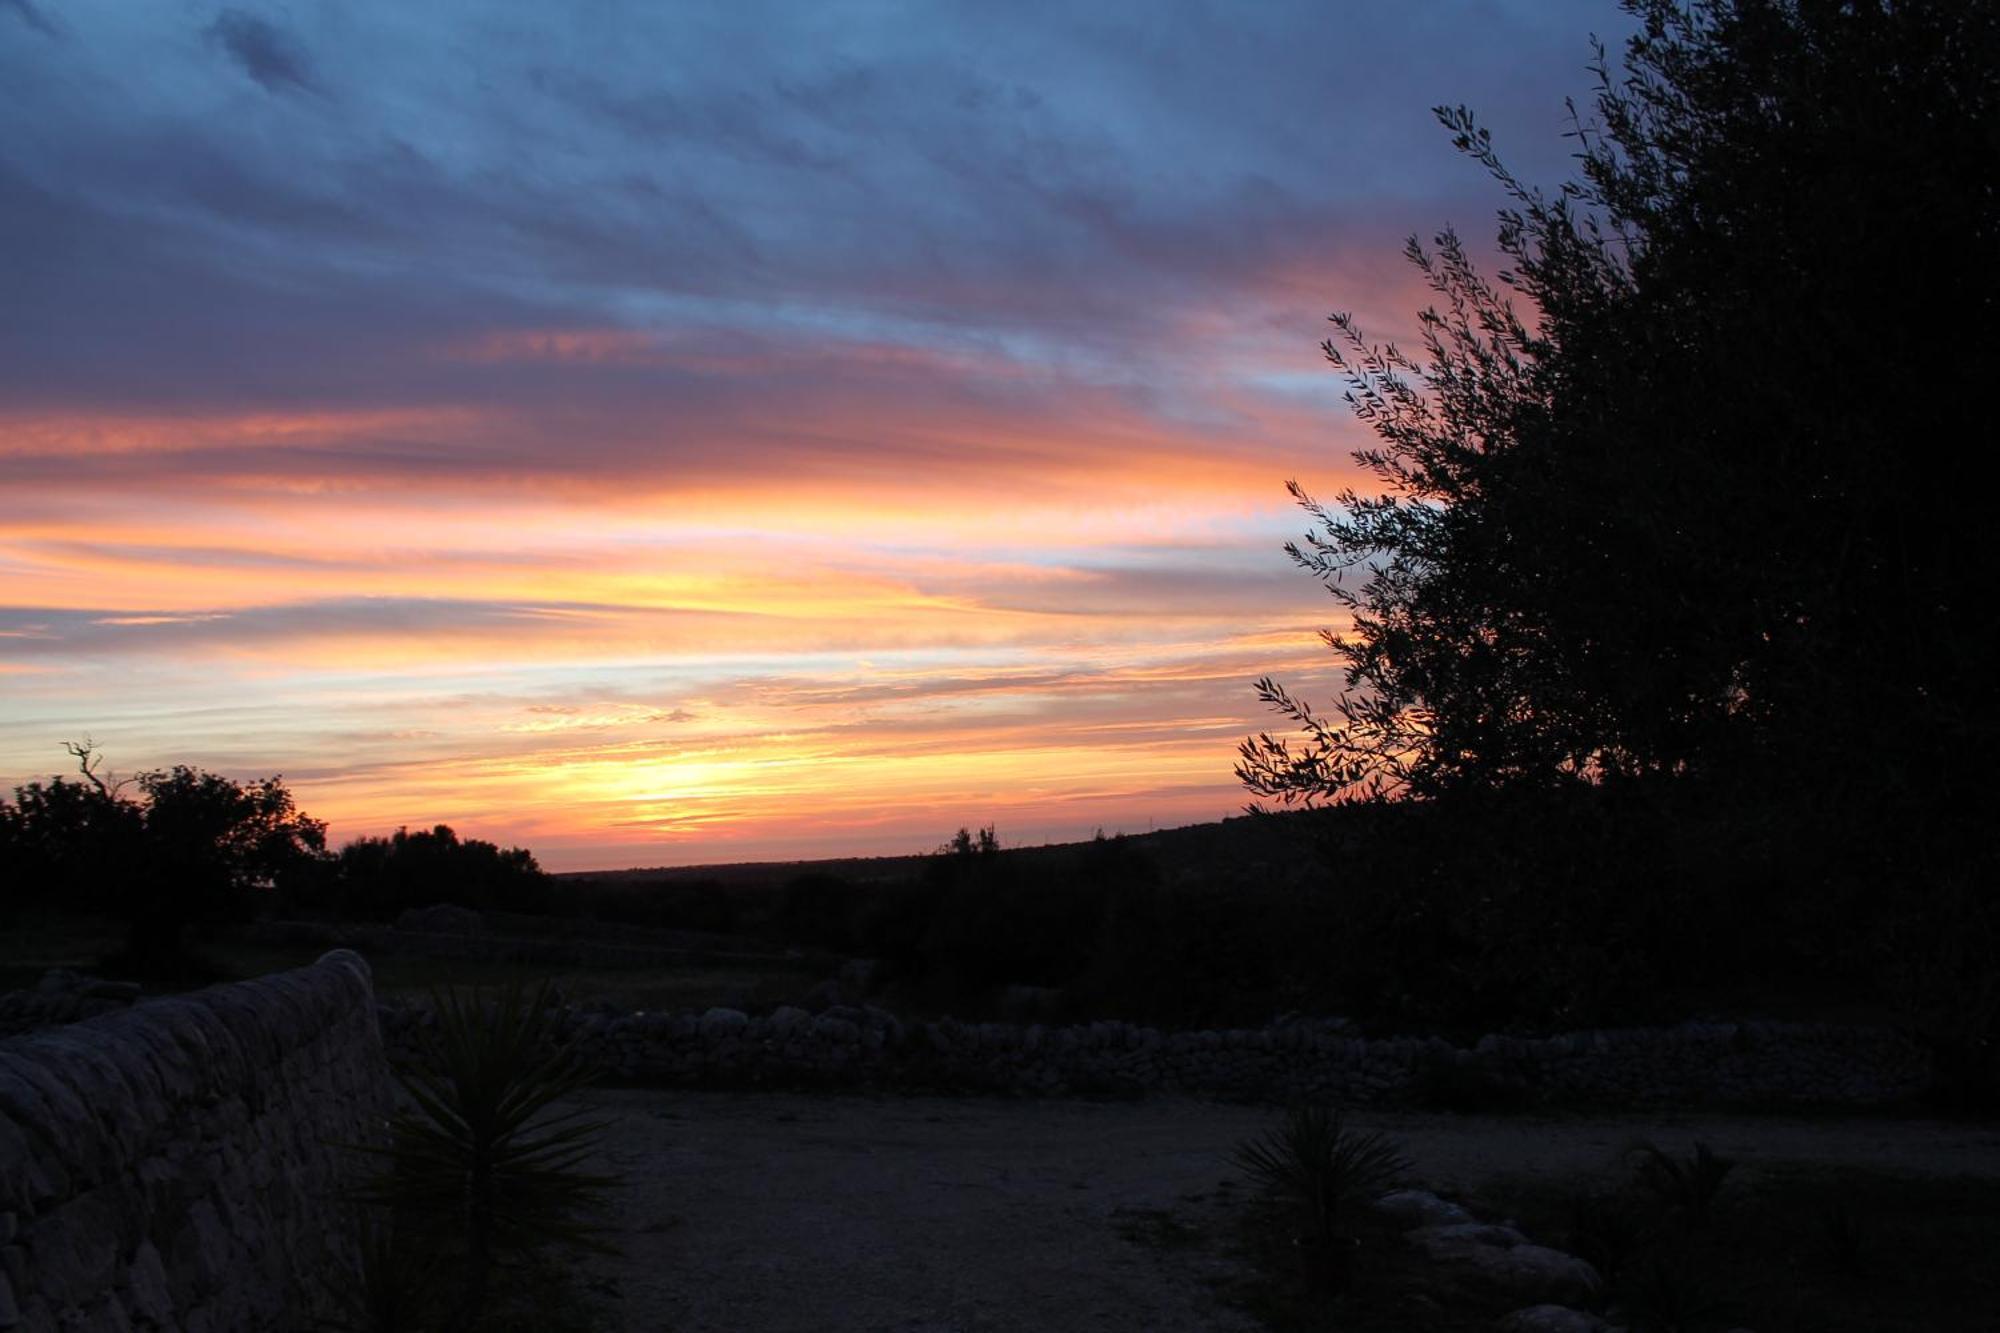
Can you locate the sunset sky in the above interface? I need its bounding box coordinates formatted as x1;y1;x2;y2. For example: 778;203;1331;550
3;1;1628;869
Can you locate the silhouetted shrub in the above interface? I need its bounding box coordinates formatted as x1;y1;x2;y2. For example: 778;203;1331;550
573;875;759;936
914;849;1100;997
307;825;551;921
774;872;866;953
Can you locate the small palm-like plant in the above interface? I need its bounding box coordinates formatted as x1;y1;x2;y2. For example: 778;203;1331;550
1233;1103;1412;1245
1620;1247;1730;1333
1816;1202;1869;1279
1565;1189;1650;1287
354;979;620;1329
1627;1139;1734;1232
315;1213;442;1333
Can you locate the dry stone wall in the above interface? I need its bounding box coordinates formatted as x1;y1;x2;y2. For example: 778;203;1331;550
0;950;387;1332
382;998;1933;1109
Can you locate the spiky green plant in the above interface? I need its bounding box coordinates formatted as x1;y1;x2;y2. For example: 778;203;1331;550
1619;1247;1730;1333
1627;1139;1734;1232
1816;1202;1869;1279
1565;1188;1650;1288
1232;1103;1411;1244
313;1213;442;1333
354;979;621;1329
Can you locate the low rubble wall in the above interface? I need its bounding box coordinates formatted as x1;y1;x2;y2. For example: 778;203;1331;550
382;998;1933;1109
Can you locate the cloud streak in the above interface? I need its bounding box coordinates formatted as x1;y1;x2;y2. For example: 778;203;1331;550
206;11;321;96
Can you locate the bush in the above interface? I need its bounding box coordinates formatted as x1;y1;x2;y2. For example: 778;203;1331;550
914;849;1101;995
310;825;552;921
573;875;761;936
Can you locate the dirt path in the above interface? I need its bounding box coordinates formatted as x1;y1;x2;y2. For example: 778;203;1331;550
574;1089;2000;1333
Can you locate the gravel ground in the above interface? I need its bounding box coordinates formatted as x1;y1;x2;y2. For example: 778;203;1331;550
571;1088;2000;1333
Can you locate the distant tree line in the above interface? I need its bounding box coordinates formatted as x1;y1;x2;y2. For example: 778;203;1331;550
0;743;549;978
304;823;553;919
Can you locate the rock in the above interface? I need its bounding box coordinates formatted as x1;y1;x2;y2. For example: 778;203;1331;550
124;1242;173;1327
1375;1188;1475;1229
393;903;484;936
0;971;142;1039
995;985;1062;1022
811;1015;860;1044
767;1006;811;1038
1494;1305;1619;1333
836;959;881;994
1408;1222;1531;1254
1410;1221;1600;1307
1401;1291;1446;1322
1463;1245;1602;1307
698;1008;749;1038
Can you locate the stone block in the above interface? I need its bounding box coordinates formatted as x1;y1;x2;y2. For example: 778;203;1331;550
12;1034;149;1166
1495;1305;1620;1332
1376;1189;1475;1229
124;1241;173;1327
767;1005;810;1038
698;1007;748;1039
0;1117;38;1213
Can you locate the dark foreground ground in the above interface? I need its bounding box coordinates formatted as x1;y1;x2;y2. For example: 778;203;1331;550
568;1090;2000;1332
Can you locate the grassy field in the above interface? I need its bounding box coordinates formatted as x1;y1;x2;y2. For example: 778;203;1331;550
0;915;819;1013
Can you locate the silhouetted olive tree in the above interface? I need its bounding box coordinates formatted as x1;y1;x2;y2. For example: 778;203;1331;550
1241;0;1998;811
1242;0;1999;1097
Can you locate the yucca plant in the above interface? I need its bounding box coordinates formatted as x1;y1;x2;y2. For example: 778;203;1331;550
353;979;621;1330
1565;1188;1651;1288
1627;1140;1734;1233
1816;1202;1869;1279
314;1213;442;1333
1619;1247;1730;1333
1233;1103;1412;1246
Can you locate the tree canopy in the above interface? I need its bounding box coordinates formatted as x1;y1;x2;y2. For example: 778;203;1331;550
1240;0;1997;820
1;744;329;975
325;823;550;919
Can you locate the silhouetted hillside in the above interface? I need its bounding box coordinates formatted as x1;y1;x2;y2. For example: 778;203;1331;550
554;793;1927;1044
